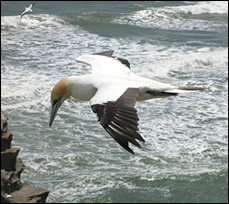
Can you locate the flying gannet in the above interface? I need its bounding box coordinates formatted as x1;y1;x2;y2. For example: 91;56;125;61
20;3;36;19
49;51;203;154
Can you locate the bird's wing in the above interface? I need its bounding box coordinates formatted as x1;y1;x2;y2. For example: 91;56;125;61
94;50;131;69
90;87;145;154
20;10;27;18
29;3;36;9
76;51;131;75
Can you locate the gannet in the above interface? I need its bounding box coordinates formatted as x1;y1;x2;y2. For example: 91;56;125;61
20;3;36;18
49;51;203;154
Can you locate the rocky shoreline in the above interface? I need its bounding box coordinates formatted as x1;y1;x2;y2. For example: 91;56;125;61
1;110;49;203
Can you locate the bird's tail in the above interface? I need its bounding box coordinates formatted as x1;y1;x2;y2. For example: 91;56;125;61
167;86;205;94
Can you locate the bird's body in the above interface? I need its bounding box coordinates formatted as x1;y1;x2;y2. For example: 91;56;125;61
66;72;175;103
50;51;203;154
20;3;35;18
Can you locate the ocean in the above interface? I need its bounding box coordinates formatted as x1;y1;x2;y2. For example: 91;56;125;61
1;1;228;203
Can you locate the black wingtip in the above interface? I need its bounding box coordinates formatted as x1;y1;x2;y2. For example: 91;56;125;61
126;147;135;154
93;50;131;69
93;50;114;57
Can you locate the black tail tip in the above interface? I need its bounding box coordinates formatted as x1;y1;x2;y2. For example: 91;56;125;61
179;86;205;91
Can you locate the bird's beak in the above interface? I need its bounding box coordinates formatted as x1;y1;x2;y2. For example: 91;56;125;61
49;98;62;127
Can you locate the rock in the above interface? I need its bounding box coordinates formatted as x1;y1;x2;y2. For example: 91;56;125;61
1;110;49;203
9;183;49;203
1;111;12;152
1;148;20;171
1;110;8;134
15;158;24;178
1;130;12;152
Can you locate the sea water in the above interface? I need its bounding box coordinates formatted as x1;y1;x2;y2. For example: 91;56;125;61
1;1;228;203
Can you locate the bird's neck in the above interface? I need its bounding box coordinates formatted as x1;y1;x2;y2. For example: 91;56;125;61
67;75;97;101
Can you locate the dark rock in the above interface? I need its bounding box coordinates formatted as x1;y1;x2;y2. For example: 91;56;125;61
1;130;12;152
9;183;49;203
1;110;12;152
1;148;20;171
1;190;10;203
15;158;25;178
1;110;8;134
1;110;49;203
1;170;22;193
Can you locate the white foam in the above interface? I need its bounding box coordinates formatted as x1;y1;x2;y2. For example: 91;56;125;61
1;14;65;29
2;4;227;202
1;16;21;27
133;45;228;81
114;1;228;31
176;1;228;15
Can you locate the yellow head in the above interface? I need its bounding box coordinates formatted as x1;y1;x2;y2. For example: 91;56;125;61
49;77;70;127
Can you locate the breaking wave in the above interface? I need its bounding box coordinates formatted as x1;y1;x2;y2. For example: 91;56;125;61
113;1;228;31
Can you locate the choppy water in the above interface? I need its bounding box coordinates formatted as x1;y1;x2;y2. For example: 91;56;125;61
1;1;228;203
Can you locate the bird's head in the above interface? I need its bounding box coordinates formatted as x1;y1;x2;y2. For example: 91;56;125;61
49;77;70;127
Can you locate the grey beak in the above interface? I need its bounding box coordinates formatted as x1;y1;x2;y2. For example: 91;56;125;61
49;98;62;127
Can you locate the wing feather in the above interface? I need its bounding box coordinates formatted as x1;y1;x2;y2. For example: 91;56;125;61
91;88;145;154
76;51;131;74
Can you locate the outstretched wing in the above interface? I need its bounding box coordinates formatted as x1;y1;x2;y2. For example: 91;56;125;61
91;88;145;154
94;50;131;69
20;10;27;18
31;3;36;8
76;51;131;75
21;3;36;18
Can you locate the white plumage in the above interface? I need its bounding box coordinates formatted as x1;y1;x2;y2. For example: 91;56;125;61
50;51;203;154
20;3;35;18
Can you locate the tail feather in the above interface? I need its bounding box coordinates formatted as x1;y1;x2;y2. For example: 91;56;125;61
144;86;204;98
178;86;205;91
166;86;204;94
